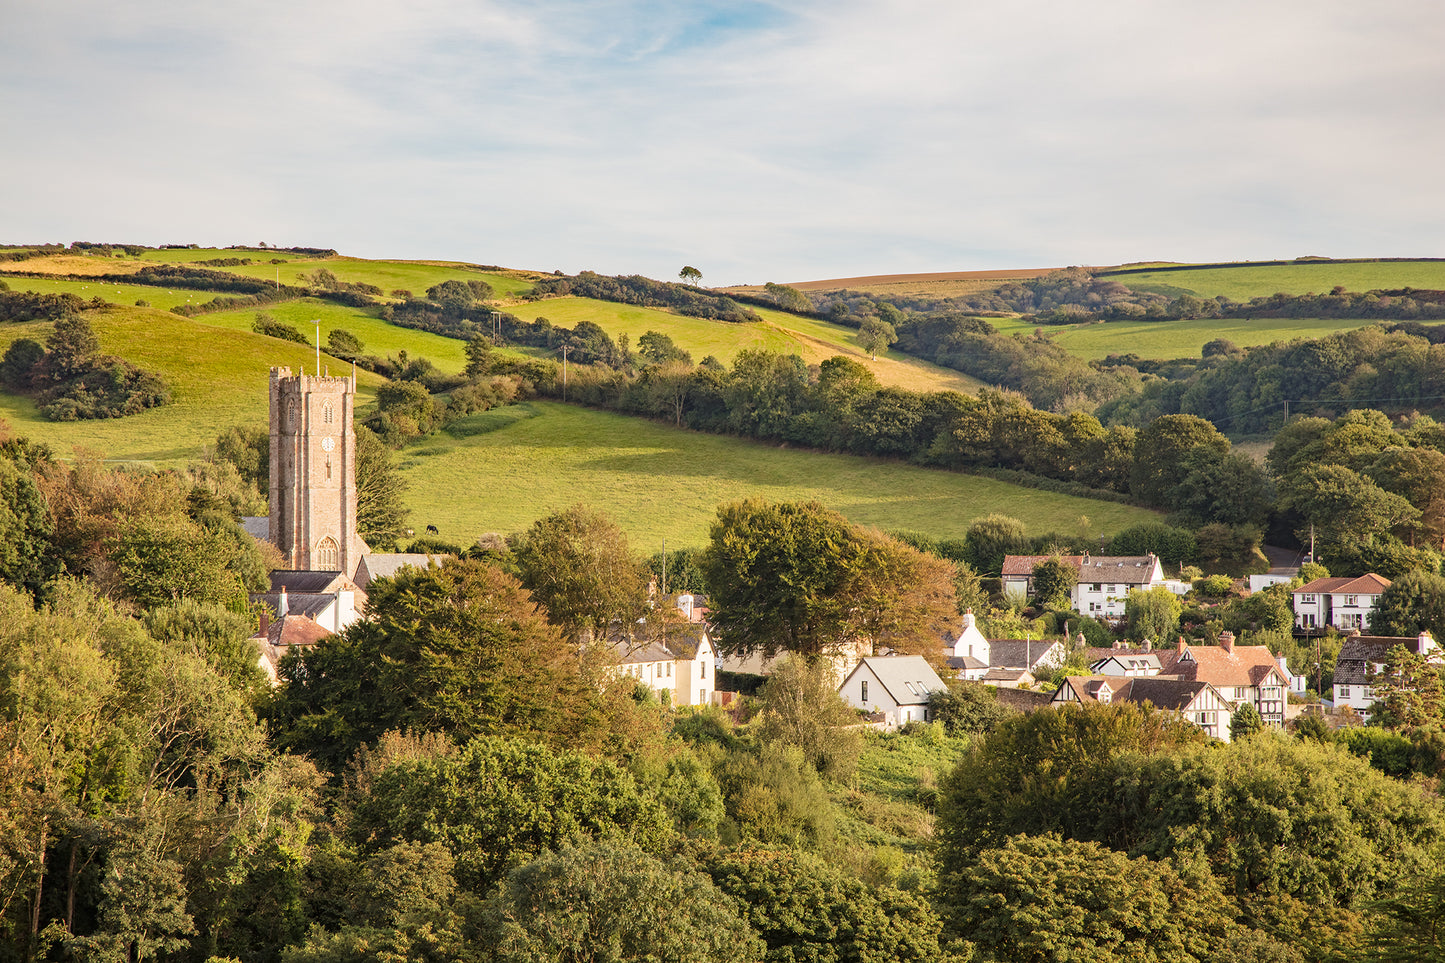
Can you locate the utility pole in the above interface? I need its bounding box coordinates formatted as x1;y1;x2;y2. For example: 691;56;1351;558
312;319;321;375
661;538;667;597
561;344;571;401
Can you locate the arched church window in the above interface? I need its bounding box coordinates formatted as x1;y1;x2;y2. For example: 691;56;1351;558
286;398;299;428
323;401;335;424
315;536;339;571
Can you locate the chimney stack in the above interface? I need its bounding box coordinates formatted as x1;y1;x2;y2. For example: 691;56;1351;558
279;586;289;617
1177;636;1186;654
1219;630;1235;654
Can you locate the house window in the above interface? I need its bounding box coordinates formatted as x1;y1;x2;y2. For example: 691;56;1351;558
1340;686;1351;700
315;536;339;570
1234;687;1246;700
666;663;672;678
1344;595;1359;606
1196;712;1213;725
1301;594;1316;603
861;680;868;702
700;661;707;679
1106;585;1116;594
1091;583;1102;592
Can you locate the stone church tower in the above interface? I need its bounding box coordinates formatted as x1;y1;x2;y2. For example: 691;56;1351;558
268;367;369;574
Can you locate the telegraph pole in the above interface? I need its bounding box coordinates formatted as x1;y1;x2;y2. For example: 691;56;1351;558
561;344;571;401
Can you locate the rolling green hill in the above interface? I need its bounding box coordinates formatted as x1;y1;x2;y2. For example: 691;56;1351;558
0;306;385;465
397;401;1156;548
1102;260;1445;300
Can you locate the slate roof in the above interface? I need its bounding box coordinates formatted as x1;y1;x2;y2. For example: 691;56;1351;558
1079;555;1160;585
992;686;1054;712
1090;653;1163;675
1054;675;1216;712
1334;633;1436;686
981;667;1035;685
989;639;1063;671
253;591;337;621
268;570;354;594
946;654;988;672
1294;574;1391;596
1000;554;1160;585
356;553;445;587
847;656;946;706
241;516;270;541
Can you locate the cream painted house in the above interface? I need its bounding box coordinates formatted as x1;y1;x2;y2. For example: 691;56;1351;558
838;656;947;726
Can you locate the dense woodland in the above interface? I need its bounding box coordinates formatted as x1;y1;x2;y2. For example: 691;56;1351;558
4;425;1445;961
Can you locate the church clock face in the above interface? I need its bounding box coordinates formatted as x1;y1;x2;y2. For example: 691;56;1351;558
321;437;335;452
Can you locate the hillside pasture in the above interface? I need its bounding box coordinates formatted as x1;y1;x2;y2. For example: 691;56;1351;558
396;400;1156;548
1103;260;1445;300
513;297;982;393
213;255;539;298
0;306;383;466
194;298;470;375
0;275;209;311
1036;317;1435;362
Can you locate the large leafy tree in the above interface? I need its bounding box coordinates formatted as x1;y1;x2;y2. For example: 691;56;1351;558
1125;585;1182;642
1130;414;1230;506
703;500;955;659
1371;570;1445;642
345;737;673;895
1030;555;1076;608
0;452;58;598
354;424;409;550
511;504;650;641
944;834;1247;963
270;557;604;770
704;847;947;963
482;841;763;963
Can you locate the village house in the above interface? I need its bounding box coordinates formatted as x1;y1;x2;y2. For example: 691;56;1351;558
1156;633;1289;727
838;655;947;726
944;610;990;680
1001;553;1172;618
1292;573;1391;632
1052;675;1234;741
988;637;1067;675
1332;631;1438;714
610;597;718;707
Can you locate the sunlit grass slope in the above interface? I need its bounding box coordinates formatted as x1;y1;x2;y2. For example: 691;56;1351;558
397;401;1156;548
1105;260;1445;300
0;306;384;466
194;298;469;375
524;297;982;394
1035;317;1423;362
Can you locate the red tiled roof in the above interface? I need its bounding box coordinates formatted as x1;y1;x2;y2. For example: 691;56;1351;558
1158;641;1285;689
1294;573;1391;596
1001;555;1084;577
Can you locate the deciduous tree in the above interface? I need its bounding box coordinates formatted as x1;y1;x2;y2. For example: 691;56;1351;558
512;504;649;641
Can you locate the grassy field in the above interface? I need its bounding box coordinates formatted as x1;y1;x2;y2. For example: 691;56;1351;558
0;275;209;311
2;249;539;299
515;297;982;394
1036;316;1415;361
0;307;385;465
1104;260;1445;300
396;400;1157;548
194;298;470;375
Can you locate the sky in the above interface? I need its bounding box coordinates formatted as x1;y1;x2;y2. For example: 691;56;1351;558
2;0;1442;286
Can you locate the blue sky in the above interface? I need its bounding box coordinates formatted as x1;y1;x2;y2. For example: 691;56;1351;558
2;0;1442;285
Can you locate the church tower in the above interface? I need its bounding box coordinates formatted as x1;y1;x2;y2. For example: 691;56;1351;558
268;367;369;574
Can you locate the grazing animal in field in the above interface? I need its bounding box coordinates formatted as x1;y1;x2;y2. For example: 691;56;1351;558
426;524;439;534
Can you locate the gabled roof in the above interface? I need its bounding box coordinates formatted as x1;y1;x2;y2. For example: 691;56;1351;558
1122;676;1216;712
252;591;337;621
1085;645;1156;663
268;569;356;594
1158;641;1286;689
946;654;988;671
982;667;1035;684
1294;574;1391;596
846;656;946;706
1001;555;1084;577
355;553;445;586
1090;653;1163;674
1054;675;1216;712
1079;555;1160;585
262;613;334;647
612;639;675;665
1334;633;1436;686
989;639;1063;671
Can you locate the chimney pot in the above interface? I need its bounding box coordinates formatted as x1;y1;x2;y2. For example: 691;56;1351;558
1219;630;1235;654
